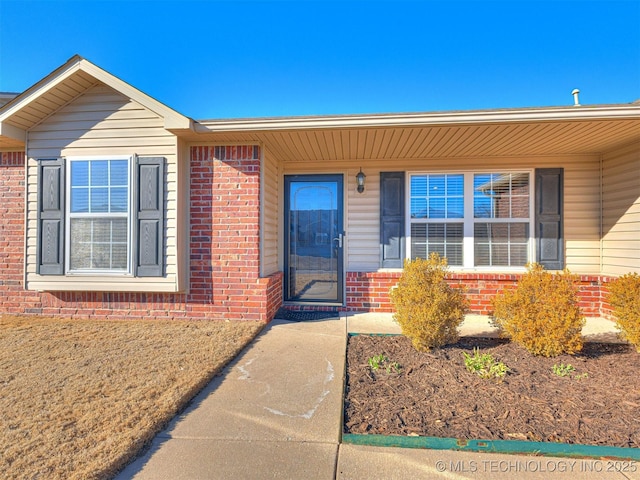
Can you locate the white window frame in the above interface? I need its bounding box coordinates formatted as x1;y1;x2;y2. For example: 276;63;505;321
65;155;134;275
406;170;535;271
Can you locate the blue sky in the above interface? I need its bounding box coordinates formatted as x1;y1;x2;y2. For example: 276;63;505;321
0;0;639;119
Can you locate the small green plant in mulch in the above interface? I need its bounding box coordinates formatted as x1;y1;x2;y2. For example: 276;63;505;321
463;347;510;379
385;361;402;374
368;354;386;370
552;363;575;377
552;363;588;379
367;354;402;374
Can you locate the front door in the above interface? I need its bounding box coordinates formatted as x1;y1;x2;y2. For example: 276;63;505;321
284;175;344;303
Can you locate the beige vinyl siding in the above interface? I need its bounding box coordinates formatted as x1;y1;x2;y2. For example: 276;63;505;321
26;83;182;292
346;168;380;272
602;141;640;275
562;159;601;273
261;148;280;276
283;154;601;274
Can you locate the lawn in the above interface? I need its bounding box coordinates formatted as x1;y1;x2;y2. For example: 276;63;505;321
0;315;264;480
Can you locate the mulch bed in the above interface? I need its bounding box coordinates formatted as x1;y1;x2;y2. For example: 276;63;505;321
344;335;640;448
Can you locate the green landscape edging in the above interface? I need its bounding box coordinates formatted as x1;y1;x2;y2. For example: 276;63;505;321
341;434;640;460
343;333;640;461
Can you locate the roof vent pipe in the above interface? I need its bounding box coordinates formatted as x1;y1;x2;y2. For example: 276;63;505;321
571;89;581;106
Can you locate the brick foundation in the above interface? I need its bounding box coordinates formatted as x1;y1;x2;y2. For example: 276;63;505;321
263;271;284;321
0;147;283;323
345;271;615;317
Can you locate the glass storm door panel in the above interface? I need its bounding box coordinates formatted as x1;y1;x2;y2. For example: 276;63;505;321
284;175;344;303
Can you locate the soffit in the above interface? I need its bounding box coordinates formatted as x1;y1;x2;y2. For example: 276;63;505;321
0;68;98;149
3;69;99;132
186;115;640;162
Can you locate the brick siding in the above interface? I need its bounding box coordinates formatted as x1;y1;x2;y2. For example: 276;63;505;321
0;147;283;322
0;152;32;309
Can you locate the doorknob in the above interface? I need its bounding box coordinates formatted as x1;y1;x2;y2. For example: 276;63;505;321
333;233;343;248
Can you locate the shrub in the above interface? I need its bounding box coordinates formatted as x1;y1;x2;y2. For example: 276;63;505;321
491;263;585;357
390;254;469;352
607;273;640;352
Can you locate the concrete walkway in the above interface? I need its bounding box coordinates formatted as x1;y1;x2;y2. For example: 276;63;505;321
117;314;638;480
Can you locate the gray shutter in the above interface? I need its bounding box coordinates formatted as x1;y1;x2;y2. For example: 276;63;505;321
37;158;65;275
135;157;165;277
380;172;405;268
535;168;564;270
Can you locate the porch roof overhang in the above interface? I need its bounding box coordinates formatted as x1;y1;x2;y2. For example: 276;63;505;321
0;55;194;150
1;54;638;160
186;103;640;163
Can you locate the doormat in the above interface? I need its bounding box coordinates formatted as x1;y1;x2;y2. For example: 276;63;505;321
274;308;340;322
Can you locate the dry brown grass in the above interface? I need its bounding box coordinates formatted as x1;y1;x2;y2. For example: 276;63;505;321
0;315;265;480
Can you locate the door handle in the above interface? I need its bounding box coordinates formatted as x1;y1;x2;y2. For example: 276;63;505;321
333;233;343;248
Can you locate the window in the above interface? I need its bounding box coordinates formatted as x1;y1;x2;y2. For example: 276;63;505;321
68;158;130;272
36;156;165;277
473;173;530;267
410;174;464;265
408;171;532;269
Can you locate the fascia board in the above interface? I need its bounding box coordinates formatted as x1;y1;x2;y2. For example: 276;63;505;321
0;56;85;122
79;60;193;131
196;106;640;132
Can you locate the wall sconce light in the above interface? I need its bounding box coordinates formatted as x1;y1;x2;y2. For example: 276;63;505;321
356;168;366;193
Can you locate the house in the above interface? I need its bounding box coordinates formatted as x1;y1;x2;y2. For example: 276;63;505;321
1;55;638;322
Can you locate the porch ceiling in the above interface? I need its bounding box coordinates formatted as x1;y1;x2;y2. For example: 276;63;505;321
189;106;640;163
